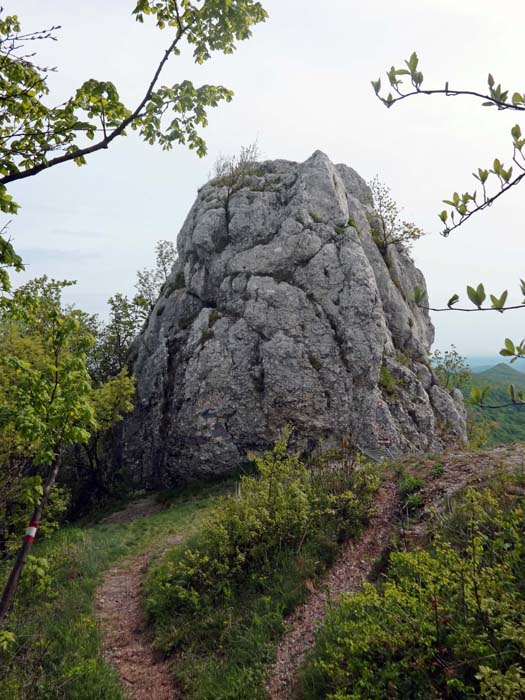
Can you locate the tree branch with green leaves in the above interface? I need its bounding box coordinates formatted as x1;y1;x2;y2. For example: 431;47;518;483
413;280;525;364
372;52;525;237
0;1;267;288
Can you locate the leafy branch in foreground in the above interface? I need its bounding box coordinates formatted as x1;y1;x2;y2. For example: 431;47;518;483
469;382;525;409
0;2;267;287
372;52;525;236
413;281;525;363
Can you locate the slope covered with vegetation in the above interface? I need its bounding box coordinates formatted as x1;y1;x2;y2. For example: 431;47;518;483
300;467;525;700
463;364;525;445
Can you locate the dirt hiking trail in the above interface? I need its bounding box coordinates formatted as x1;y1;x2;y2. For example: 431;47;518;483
95;498;181;700
266;478;400;700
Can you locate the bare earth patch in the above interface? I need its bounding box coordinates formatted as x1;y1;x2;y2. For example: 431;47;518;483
98;495;167;525
402;443;525;514
95;499;181;700
265;478;400;700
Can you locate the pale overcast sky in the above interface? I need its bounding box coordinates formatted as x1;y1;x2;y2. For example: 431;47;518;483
9;0;525;356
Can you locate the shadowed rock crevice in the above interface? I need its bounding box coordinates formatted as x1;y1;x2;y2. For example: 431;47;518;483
119;151;467;487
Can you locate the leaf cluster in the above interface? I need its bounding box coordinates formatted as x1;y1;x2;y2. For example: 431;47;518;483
372;52;525;237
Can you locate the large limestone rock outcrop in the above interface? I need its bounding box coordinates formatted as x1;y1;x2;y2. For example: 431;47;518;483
120;151;466;487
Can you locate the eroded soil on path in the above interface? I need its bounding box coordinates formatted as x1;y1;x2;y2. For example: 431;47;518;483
98;495;167;525
402;442;525;519
266;478;400;700
95;499;181;700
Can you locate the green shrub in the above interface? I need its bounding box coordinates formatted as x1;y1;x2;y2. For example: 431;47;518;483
145;431;380;698
430;462;444;478
0;483;223;700
379;365;398;395
398;471;424;513
300;487;525;700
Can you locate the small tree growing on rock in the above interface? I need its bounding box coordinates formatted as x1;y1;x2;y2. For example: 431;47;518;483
134;240;177;316
431;345;471;391
368;176;424;254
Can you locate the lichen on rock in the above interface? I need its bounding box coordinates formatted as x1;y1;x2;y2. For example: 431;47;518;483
119;151;466;487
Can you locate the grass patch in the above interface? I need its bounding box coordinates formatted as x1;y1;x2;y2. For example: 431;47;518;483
0;482;227;700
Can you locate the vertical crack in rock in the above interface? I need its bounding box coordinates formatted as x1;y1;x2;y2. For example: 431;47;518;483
119;151;467;487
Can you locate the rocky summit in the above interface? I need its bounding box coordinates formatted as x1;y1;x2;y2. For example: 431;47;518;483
119;151;466;486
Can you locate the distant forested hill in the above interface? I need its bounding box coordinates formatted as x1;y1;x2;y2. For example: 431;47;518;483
462;363;525;445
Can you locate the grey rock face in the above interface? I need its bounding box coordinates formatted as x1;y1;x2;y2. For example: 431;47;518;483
121;151;466;487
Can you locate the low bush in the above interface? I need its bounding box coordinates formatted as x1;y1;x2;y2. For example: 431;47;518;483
300;486;525;700
145;430;380;699
398;470;424;513
379;365;398;395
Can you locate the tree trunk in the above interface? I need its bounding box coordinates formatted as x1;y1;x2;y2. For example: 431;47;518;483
0;456;61;628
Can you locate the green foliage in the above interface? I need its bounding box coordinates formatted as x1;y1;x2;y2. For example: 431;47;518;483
372;52;525;237
88;293;144;383
431;345;471;391
372;53;525;361
0;224;23;292
379;365;398;395
430;461;444;477
80;370;135;498
466;412;497;449
368;176;424;253
134;240;177;315
90;371;135;434
0;278;96;467
398;471;423;513
212;143;260;213
300;487;525;700
89;240;179;383
0;278;134;622
145;431;380;699
501;331;525;364
412;286;427;305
